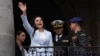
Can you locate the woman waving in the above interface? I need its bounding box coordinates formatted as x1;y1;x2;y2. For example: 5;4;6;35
18;2;53;56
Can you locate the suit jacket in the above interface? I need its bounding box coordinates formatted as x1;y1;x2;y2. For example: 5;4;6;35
70;30;90;56
53;35;70;56
53;35;70;46
21;15;53;56
75;30;90;47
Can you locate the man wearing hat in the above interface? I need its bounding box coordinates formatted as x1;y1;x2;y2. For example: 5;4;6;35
51;20;70;56
69;17;92;56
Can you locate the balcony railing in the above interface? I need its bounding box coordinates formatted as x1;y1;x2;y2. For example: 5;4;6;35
22;46;100;56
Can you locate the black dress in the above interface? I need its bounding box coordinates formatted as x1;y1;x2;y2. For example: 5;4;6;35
15;43;22;56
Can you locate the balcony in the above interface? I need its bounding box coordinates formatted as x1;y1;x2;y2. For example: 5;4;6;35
22;46;100;56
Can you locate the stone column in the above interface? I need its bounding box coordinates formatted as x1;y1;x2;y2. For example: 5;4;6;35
0;0;14;56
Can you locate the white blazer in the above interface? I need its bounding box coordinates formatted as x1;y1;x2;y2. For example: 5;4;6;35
21;15;53;56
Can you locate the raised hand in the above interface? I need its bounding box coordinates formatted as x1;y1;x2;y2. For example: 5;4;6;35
18;2;27;14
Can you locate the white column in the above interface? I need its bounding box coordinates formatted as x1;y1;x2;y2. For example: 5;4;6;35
0;0;14;56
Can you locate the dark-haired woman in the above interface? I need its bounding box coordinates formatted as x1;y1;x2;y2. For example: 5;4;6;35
16;31;28;56
18;2;53;56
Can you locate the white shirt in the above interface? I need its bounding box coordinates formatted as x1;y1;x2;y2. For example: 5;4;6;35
55;34;63;42
39;31;46;45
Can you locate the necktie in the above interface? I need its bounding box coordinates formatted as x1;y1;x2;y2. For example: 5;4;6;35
57;36;60;42
58;36;60;40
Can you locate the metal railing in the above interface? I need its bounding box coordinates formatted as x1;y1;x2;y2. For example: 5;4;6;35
22;46;100;56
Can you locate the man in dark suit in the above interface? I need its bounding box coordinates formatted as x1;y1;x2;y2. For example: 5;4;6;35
51;20;70;56
69;17;92;56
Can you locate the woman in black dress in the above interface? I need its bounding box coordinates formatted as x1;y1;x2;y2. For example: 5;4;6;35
15;31;26;56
